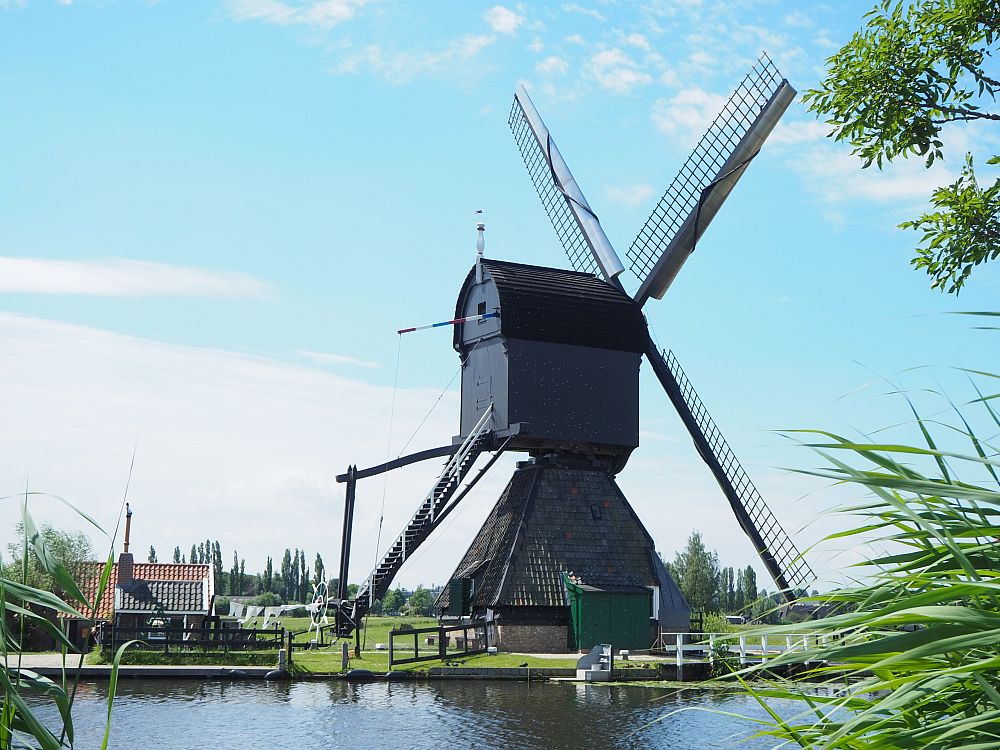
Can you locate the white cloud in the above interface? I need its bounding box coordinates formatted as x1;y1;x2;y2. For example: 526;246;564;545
606;183;655;207
564;33;585;45
586;48;652;94
0;313;486;588
651;87;726;146
791;144;956;204
535;55;569;76
0;257;270;298
563;2;605;22
782;10;813;29
770;120;831;146
296;349;381;368
622;32;650;51
483;5;523;35
528;36;544;52
332;34;495;84
225;0;378;29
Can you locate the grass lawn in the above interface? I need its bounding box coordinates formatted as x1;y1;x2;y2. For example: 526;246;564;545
290;647;581;674
240;615;438;647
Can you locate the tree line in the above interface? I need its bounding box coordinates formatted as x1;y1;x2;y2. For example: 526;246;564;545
150;541;328;604
666;530;816;624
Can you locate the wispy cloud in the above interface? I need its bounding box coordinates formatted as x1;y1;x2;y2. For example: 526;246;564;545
790;144;955;205
606;183;655;207
563;2;605;22
585;48;651;94
651;87;725;146
770;119;831;146
224;0;379;29
536;55;569;76
296;349;381;368
332;34;495;84
0;257;270;298
483;4;523;35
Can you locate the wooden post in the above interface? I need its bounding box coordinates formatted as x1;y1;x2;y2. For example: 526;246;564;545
414;630;419;660
675;633;683;681
341;641;349;671
286;630;294;665
708;633;715;666
354;622;361;658
786;635;792;654
739;634;747;665
388;630;394;667
761;633;768;662
438;627;446;660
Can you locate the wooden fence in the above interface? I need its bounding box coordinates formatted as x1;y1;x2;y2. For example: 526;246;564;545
388;622;491;666
107;626;285;654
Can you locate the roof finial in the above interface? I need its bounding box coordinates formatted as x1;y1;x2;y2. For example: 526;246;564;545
475;209;485;284
124;502;133;554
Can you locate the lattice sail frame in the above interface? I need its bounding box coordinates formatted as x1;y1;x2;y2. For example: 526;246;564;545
628;54;792;303
663;350;815;590
509;94;607;278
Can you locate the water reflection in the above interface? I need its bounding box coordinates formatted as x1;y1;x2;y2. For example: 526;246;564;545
37;679;787;749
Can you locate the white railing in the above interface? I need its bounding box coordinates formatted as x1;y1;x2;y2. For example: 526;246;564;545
654;631;854;678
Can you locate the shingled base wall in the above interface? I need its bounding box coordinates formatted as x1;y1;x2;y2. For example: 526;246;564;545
497;624;569;653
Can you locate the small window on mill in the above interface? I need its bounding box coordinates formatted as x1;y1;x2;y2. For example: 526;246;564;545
477;301;487;316
591;504;602;520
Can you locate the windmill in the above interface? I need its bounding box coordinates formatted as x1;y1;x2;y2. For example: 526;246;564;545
333;54;813;650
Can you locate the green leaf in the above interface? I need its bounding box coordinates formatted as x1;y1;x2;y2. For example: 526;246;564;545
22;503;88;605
102;640;139;750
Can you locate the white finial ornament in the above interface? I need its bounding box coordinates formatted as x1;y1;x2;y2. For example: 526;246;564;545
475;209;486;283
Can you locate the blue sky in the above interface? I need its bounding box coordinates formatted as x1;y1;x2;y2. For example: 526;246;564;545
2;0;998;593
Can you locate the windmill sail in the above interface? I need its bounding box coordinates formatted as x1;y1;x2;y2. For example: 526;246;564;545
509;85;626;282
648;347;815;598
630;54;795;306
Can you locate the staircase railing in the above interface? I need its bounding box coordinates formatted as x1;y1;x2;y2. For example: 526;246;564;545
348;405;495;624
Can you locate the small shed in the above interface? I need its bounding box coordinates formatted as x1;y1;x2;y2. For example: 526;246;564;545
563;574;653;651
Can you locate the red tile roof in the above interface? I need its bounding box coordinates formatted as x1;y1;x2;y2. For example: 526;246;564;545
73;561;213;620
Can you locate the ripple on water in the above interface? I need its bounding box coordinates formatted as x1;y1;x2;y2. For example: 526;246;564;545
32;680;791;749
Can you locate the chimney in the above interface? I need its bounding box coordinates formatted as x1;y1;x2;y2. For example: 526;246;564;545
119;503;134;584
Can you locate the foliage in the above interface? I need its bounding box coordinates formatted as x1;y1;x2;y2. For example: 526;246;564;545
3;522;93;595
804;0;1000;293
668;531;722;612
89;650;279;667
404;586;434;616
702;612;738;633
382;587;405;615
747;315;1000;748
903;153;1000;292
2;496;130;749
249;591;283;607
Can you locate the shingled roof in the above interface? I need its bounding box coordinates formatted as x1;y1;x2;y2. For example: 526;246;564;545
74;562;213;620
116;579;207;614
454;259;649;354
439;461;670;612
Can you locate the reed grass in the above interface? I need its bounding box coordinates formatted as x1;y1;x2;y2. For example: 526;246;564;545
742;314;1000;748
1;494;129;750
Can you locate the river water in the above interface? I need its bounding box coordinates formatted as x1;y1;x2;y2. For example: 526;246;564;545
46;679;791;749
